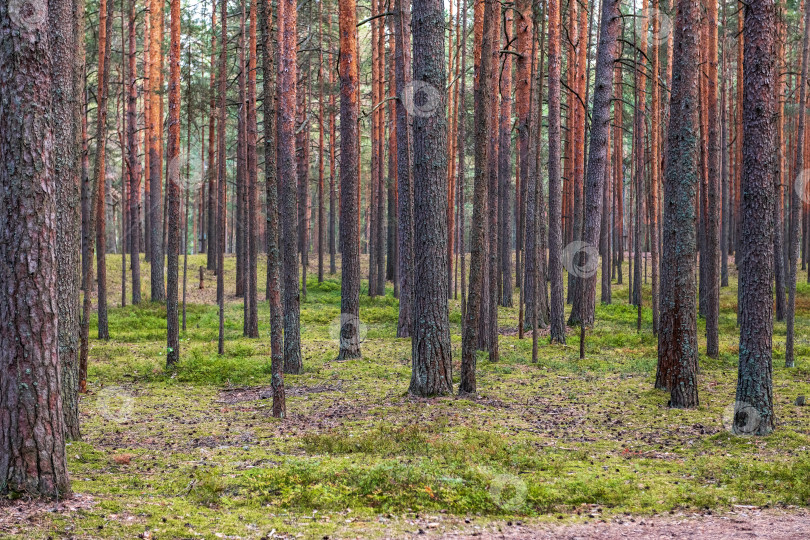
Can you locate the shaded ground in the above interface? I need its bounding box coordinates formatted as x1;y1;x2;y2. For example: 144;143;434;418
3;254;809;539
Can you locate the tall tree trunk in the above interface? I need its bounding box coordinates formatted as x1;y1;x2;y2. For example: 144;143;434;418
207;1;217;270
498;11;514;308
649;0;661;334
395;0;414;337
94;0;113;341
337;0;362;359
216;0;227;355
578;0;620;327
279;0;302;371
705;0;720;357
236;5;246;300
786;0;810;368
166;0;181;367
149;0;165;301
613;63;623;285
656;0;701;409
409;0;453;395
459;0;494;394
547;0;566;343
329;39;337;276
128;0;142;305
245;0;259;338
52;0;84;441
0;2;71;496
317;0;326;284
735;0;777;434
773;3;785;319
260;0;286;417
515;0;532;306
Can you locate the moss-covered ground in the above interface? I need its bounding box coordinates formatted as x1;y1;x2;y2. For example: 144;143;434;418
4;254;810;539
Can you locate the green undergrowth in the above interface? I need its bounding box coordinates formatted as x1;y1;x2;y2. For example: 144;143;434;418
10;254;810;539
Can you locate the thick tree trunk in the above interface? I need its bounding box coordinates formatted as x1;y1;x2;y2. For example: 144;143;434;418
337;0;362;360
409;0;453;396
657;0;700;408
735;0;777;434
0;3;71;497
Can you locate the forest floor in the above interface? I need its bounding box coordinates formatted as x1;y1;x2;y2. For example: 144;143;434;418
3;254;810;539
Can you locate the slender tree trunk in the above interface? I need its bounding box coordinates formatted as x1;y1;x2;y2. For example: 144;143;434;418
649;0;661;334
149;0;165;301
207;2;218;270
459;0;494;394
317;0;326;284
786;0;810;368
246;0;259;337
260;0;286;417
329;45;337;276
337;0;362;359
217;0;227;355
128;0;142;305
705;0;720;357
547;0;565;343
656;0;700;408
279;0;302;371
579;0;620;327
395;0;414;337
498;10;513;308
166;0;181;367
773;4;785;319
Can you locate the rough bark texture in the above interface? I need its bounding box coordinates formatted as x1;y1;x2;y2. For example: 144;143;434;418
498;10;513;308
735;0;777;435
278;0;302;371
337;0;362;360
127;0;142;305
149;0;165;302
657;0;700;409
216;0;227;355
459;0;493;395
260;0;286;417
579;0;620;327
0;2;71;497
166;0;181;367
245;0;259;338
547;0;566;344
705;0;721;357
395;0;414;337
786;0;810;368
95;0;113;341
409;0;453;396
52;0;83;440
